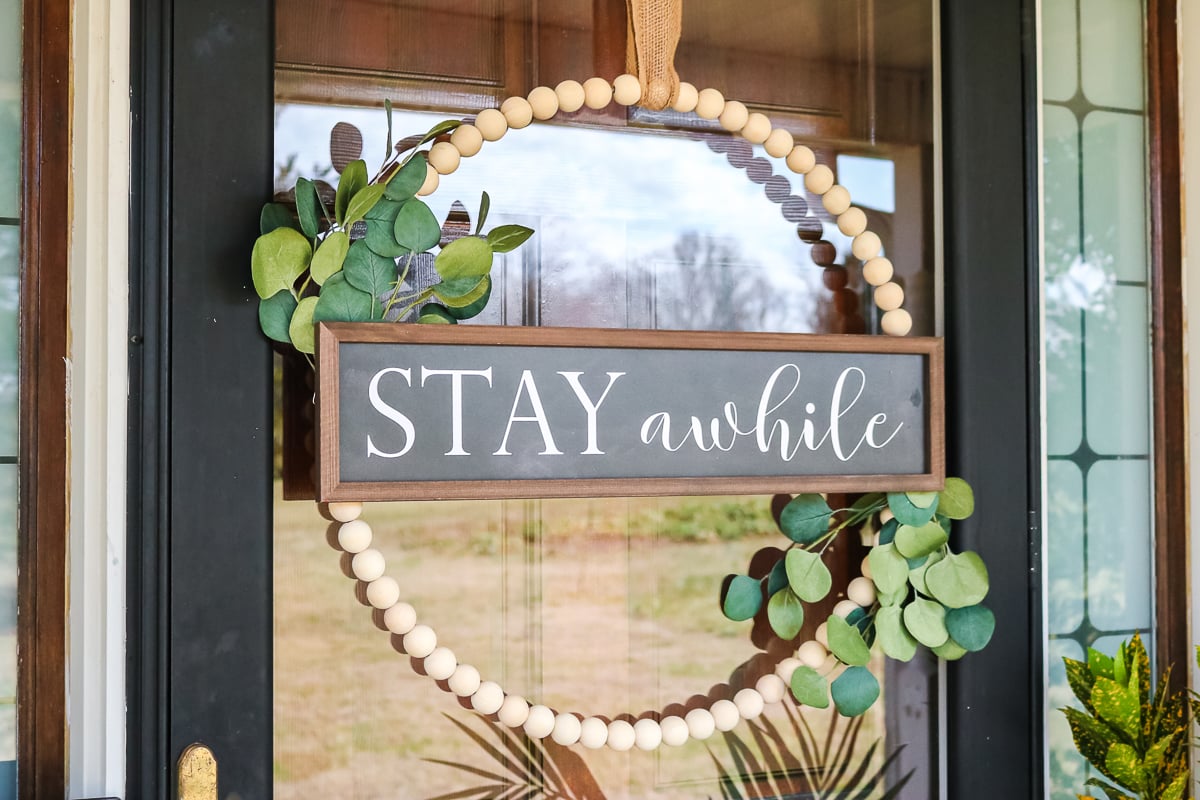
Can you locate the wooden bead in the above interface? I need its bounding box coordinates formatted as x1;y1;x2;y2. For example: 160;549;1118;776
527;86;559;120
448;664;481;696
351;548;385;582
428;141;461;175
695;87;725;119
474;108;508;141
607;720;635;751
554;79;585;113
403;624;437;658
613;73;641;106
328;501;362;522
523;705;555;739
579;717;609;749
711;699;740;732
416;162;439;197
366;576;400;609
672;81;699;113
501;96;534;128
551;712;582;745
860;555;873;580
837;207;868;237
471;681;505;715
785;144;816;174
740;112;772;143
450;124;483;157
882;308;913;336
822;185;852;215
833;599;859;618
657;717;685;747
718;100;749;132
734;688;765;719
582;76;613;109
685;707;715;740
798;640;827;668
863;256;894;286
874;281;905;312
815;623;829;647
774;656;802;683
763;128;794;158
383;602;416;635
804;164;835;195
634;718;663;750
847;576;877;606
497;694;530;727
755;673;787;703
852;231;883;260
337;520;372;553
879;507;895;524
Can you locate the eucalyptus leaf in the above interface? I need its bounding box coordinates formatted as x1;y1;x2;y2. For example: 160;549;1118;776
944;604;995;652
486;224;535;253
475;191;491;234
779;494;832;544
433;275;491;308
867;543;909;595
789;666;830;708
342;238;395;298
878;518;898;545
767;589;805;640
784;548;832;603
310;231;350;285
385;154;429;203
938;477;975;519
908;549;944;596
830;666;880;717
825;615;870;666
894;521;948;559
435;236;494;281
902;598;949;648
295;177;321;238
878;586;908;607
417;303;458;324
766;559;788;596
444;276;492;320
721;574;762;622
932;638;968;661
887;492;938;526
258;290;297;343
313;273;376;323
875;606;918;661
287;296;319;354
335;159;368;225
417;119;463;145
905;491;938;509
924;551;989;608
260;202;299;234
344;183;388;230
394;199;442;252
251;227;311;299
849;492;886;514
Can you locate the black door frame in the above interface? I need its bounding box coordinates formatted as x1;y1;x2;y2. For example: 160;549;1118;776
127;0;1042;797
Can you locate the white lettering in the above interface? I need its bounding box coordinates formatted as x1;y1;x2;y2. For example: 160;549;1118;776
366;367;416;458
494;370;563;456
558;371;625;455
420;367;494;456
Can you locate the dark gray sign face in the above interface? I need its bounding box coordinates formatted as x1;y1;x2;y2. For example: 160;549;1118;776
317;325;944;501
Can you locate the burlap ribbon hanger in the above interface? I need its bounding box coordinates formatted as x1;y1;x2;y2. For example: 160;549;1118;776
625;0;682;110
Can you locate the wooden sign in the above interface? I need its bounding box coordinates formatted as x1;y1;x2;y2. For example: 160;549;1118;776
316;323;944;502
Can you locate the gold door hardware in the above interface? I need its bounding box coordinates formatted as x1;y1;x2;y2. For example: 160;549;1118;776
177;743;217;800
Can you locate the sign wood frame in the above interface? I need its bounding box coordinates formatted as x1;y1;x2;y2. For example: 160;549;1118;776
317;323;945;502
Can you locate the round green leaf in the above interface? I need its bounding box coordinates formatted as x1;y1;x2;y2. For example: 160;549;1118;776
260;202;299;234
343;183;387;230
826;615;870;666
944;604;995;652
790;666;830;708
938;477;975;520
342;238;395;297
310;231;350;285
435;236;495;281
394;199;442;253
906;491;938;509
766;559;789;597
831;666;880;717
251;227;311;299
932;638;968;661
875;606;918;661
287;296;319;354
878;586;908;607
295;177;321;238
486;224;535;253
313;273;375;324
887;492;938;526
721;574;762;622
767;589;805;640
335;159;368;225
925;551;989;608
417;303;458;324
867;543;909;595
878;518;898;545
779;494;832;544
384;154;428;202
433;275;489;308
258;290;297;344
894;521;948;559
444;276;493;320
908;550;944;596
785;548;832;603
902;598;948;648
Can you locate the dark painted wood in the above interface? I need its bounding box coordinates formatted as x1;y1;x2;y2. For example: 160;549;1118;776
18;0;71;793
1146;0;1188;692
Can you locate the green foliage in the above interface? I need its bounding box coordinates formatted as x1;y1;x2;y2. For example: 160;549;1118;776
252;111;537;363
1060;635;1189;800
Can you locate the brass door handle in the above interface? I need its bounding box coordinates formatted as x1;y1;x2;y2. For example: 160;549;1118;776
177;743;218;800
